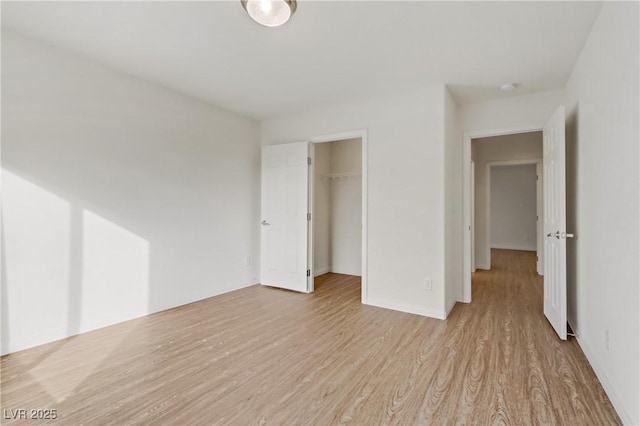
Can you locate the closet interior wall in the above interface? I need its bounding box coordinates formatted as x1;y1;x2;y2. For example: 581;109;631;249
313;138;362;277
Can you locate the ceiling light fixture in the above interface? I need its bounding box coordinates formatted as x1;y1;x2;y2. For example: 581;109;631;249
241;0;297;27
500;83;517;92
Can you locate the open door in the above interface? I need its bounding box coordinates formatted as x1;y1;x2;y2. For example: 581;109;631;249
543;106;570;340
536;162;544;275
471;160;475;272
260;142;310;293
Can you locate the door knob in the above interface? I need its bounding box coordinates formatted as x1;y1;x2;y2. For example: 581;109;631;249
546;231;575;239
261;220;270;226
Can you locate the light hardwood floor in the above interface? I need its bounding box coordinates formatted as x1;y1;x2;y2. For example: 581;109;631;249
1;249;620;425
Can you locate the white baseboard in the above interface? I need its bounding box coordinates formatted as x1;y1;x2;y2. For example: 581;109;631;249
1;280;257;356
365;298;446;320
2;326;70;356
314;266;331;277
445;298;457;317
574;335;634;425
475;262;490;270
151;279;257;314
331;267;362;276
490;244;536;252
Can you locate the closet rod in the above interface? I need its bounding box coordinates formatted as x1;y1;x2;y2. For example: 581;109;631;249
324;172;361;180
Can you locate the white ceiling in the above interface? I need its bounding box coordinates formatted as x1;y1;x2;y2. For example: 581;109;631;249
2;1;602;119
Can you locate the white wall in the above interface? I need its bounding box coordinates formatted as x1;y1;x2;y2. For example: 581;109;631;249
490;164;537;251
444;88;461;313
1;32;261;354
313;143;331;276
262;87;448;319
460;89;565;133
563;2;639;424
472;132;542;268
329;139;362;276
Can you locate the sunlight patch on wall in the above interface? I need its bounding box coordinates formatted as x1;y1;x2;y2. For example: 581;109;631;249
81;209;149;331
2;170;151;402
28;206;151;403
1;169;71;353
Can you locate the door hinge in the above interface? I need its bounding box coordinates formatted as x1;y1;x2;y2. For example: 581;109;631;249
307;269;311;277
536;255;539;261
307;213;311;221
308;157;312;165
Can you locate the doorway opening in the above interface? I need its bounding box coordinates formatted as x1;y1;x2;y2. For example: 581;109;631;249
469;132;543;277
463;128;542;303
309;137;363;295
462;107;568;340
259;129;367;299
487;162;541;270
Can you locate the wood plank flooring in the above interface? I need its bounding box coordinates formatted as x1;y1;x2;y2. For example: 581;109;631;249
1;249;620;425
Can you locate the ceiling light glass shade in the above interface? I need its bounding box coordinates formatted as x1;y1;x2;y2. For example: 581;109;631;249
500;83;517;92
241;0;296;27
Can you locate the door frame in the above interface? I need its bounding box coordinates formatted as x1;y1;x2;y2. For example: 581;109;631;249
462;125;541;303
308;129;368;304
485;159;542;271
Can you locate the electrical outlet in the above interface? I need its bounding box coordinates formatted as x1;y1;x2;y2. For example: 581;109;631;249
605;329;610;351
424;278;432;291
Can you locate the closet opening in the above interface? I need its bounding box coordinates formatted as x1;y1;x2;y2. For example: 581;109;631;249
309;137;363;294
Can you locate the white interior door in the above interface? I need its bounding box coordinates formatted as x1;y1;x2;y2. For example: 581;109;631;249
471;160;475;272
260;142;310;292
536;162;544;275
543;106;568;340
